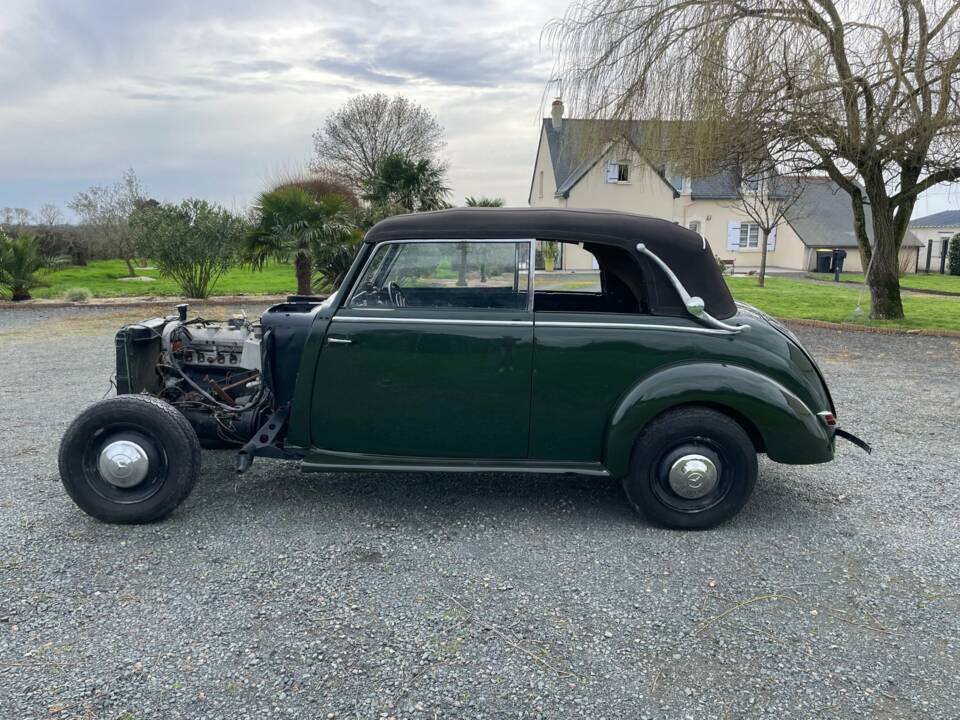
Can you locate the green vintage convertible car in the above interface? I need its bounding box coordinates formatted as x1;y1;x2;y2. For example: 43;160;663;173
59;208;868;529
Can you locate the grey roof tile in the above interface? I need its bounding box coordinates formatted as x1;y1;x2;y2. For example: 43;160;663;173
909;210;960;228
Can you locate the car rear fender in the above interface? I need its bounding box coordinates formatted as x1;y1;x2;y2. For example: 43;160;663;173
604;362;834;476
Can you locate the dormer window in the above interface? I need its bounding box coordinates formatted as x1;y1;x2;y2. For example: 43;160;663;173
606;160;630;184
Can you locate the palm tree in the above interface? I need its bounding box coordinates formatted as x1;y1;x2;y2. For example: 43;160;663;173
0;232;47;301
464;196;504;207
364;154;450;212
244;187;354;295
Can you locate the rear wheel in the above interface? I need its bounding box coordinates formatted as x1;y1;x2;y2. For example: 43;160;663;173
58;395;201;524
623;407;757;529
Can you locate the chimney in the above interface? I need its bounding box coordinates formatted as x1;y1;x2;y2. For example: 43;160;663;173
550;97;564;131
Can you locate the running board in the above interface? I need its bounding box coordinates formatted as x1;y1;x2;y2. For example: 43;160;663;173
301;450;611;477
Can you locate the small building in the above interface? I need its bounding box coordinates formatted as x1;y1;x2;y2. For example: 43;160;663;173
528;107;922;273
909;210;960;273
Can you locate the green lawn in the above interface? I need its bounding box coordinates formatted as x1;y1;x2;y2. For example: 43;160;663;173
811;272;960;293
27;260;960;333
727;277;960;333
34;259;299;299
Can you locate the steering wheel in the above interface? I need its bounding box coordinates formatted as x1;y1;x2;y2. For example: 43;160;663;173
387;282;406;307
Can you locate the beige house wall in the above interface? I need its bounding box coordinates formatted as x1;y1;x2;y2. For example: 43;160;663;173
910;226;959;272
834;246;920;274
554;143;680;269
677;199;811;271
528;127;926;274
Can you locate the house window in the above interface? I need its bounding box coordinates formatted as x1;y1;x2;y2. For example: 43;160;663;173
606;160;630;184
688;220;701;234
739;223;761;248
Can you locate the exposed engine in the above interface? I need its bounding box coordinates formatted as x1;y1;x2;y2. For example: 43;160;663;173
115;306;273;446
114;298;325;453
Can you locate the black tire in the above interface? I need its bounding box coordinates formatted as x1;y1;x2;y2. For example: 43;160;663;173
58;395;202;524
623;406;757;530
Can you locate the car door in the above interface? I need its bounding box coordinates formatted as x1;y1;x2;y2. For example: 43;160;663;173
311;239;535;459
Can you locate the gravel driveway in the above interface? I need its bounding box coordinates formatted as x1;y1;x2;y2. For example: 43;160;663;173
1;304;958;719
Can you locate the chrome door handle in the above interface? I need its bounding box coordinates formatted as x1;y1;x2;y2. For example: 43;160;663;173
326;337;352;345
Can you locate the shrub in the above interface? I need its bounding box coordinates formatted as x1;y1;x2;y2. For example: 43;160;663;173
949;233;960;276
64;287;92;302
0;232;47;301
33;225;91;266
131;199;246;298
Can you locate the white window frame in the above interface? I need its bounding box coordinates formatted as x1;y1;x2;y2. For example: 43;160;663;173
606;160;631;184
739;222;761;249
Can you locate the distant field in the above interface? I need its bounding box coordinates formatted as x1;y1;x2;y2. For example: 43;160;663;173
811;272;960;293
35;260;298;298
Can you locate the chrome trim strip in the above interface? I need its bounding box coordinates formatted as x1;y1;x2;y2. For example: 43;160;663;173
635;242;750;334
333;315;533;327
527;238;536;313
536;320;734;336
303;461;611;476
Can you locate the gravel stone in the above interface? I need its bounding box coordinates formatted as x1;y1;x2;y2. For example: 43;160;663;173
0;304;958;718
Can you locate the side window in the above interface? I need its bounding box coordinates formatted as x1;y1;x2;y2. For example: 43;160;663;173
533;240;645;314
348;241;530;310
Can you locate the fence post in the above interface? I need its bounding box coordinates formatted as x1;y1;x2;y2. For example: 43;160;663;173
925;240;933;273
940;239;948;274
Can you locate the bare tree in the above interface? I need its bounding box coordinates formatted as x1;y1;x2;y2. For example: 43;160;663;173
0;208;13;226
38;203;63;226
548;0;960;319
13;208;32;225
68;169;146;276
729;163;804;287
310;94;445;192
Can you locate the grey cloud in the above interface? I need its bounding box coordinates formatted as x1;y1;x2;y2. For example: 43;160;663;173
371;34;546;87
212;60;294;75
310;57;408;86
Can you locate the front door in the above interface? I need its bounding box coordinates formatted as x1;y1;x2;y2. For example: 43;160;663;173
311;240;534;459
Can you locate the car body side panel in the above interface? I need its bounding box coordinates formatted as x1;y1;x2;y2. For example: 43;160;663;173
308;308;534;458
531;311;835;474
604;363;834;476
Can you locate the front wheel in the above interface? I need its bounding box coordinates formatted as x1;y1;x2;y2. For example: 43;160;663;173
58;395;202;524
623;407;757;530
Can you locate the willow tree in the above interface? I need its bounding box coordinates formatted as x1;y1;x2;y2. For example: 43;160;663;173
548;0;960;319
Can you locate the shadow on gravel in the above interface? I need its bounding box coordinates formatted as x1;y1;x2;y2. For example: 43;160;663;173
170;451;814;533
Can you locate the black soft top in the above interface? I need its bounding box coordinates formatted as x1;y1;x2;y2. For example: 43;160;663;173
364;208;736;320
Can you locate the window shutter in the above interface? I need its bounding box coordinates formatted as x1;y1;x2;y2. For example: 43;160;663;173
727;221;741;251
767;225;777;251
605;161;618;183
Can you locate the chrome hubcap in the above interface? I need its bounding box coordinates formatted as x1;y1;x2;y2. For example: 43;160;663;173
668;453;719;499
98;440;150;488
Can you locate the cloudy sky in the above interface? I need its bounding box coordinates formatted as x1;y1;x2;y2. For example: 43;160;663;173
0;0;570;217
0;0;956;219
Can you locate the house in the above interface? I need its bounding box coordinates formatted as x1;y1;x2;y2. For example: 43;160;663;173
909;210;960;273
528;102;922;274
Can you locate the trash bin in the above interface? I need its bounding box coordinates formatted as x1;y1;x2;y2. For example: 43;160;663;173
815;250;832;273
833;248;847;273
